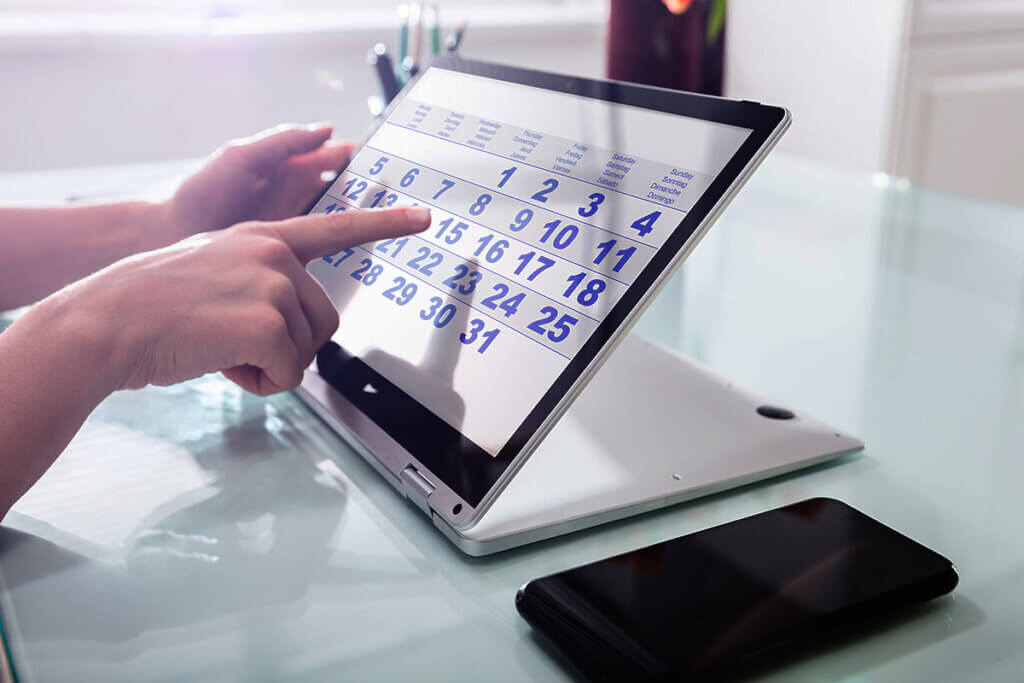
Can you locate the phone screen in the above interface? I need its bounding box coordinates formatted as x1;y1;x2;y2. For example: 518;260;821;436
516;498;957;681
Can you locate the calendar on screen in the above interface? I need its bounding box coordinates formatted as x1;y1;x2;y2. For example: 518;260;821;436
307;68;752;457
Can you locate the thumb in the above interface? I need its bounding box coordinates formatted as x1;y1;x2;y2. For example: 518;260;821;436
226;123;335;168
268;206;432;264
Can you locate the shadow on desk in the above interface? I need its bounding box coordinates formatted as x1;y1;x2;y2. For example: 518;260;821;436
0;413;428;648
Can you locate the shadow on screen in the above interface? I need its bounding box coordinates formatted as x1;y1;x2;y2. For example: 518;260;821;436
315;264;507;498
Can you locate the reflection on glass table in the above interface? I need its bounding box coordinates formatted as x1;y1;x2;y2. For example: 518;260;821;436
0;154;1021;681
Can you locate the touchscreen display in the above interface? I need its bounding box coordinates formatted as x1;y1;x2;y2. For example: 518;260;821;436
307;67;752;466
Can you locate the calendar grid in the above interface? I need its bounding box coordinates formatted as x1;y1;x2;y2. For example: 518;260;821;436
332;175;632;287
329;193;605;324
307;68;756;457
346;244;574;361
384;120;689;216
361;145;657;250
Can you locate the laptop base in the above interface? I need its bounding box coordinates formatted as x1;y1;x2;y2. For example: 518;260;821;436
433;333;863;555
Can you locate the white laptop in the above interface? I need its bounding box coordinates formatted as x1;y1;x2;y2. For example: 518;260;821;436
296;56;863;555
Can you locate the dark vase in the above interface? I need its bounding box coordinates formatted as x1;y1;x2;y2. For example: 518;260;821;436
606;0;725;96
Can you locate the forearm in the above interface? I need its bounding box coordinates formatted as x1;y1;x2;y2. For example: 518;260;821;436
0;201;167;310
0;292;126;518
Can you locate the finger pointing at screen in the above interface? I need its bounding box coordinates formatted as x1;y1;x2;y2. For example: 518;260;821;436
17;205;432;395
0;205;430;518
138;206;432;394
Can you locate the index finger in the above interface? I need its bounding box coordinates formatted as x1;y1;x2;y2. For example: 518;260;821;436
269;206;432;263
226;123;334;168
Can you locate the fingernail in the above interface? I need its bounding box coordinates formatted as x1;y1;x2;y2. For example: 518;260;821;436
306;121;333;131
405;207;431;230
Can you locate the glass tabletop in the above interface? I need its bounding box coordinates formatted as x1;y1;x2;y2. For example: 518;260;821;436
0;155;1021;681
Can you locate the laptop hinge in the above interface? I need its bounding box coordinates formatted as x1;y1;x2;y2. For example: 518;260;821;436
400;465;436;517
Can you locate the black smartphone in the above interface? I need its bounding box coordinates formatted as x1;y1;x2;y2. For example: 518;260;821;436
516;498;957;682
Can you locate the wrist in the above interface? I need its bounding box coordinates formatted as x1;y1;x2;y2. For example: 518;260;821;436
26;287;137;399
0;274;142;516
132;199;176;254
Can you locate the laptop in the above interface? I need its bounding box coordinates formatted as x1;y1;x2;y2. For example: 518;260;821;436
296;56;863;555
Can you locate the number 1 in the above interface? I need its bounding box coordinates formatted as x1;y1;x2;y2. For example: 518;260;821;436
593;240;636;273
497;166;517;188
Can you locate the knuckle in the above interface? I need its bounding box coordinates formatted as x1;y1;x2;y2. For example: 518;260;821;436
319;295;340;338
324;210;353;231
325;306;340;337
283;366;304;390
273;346;304;391
268;123;297;137
252;237;294;267
264;273;295;306
217;141;248;164
231;220;263;237
306;283;339;344
254;309;289;342
312;313;339;350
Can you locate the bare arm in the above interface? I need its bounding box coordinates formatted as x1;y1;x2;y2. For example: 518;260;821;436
0;123;354;311
0;207;431;519
0;122;385;517
0;202;164;310
0;290;123;510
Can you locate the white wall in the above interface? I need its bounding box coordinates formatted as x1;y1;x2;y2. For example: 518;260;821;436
724;0;908;172
0;14;606;173
0;3;918;178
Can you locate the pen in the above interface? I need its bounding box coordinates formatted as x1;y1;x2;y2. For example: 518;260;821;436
427;4;440;57
368;43;401;104
410;2;423;67
402;55;420;80
397;4;409;79
444;22;466;54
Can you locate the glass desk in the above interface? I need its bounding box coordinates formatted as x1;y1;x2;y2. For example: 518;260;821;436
0;155;1021;681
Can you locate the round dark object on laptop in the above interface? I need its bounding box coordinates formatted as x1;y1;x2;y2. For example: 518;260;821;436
757;405;795;420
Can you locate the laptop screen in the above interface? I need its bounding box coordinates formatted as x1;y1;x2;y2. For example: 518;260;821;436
305;57;784;510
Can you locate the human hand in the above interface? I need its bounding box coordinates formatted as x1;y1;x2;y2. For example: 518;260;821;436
148;124;353;251
64;206;430;396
